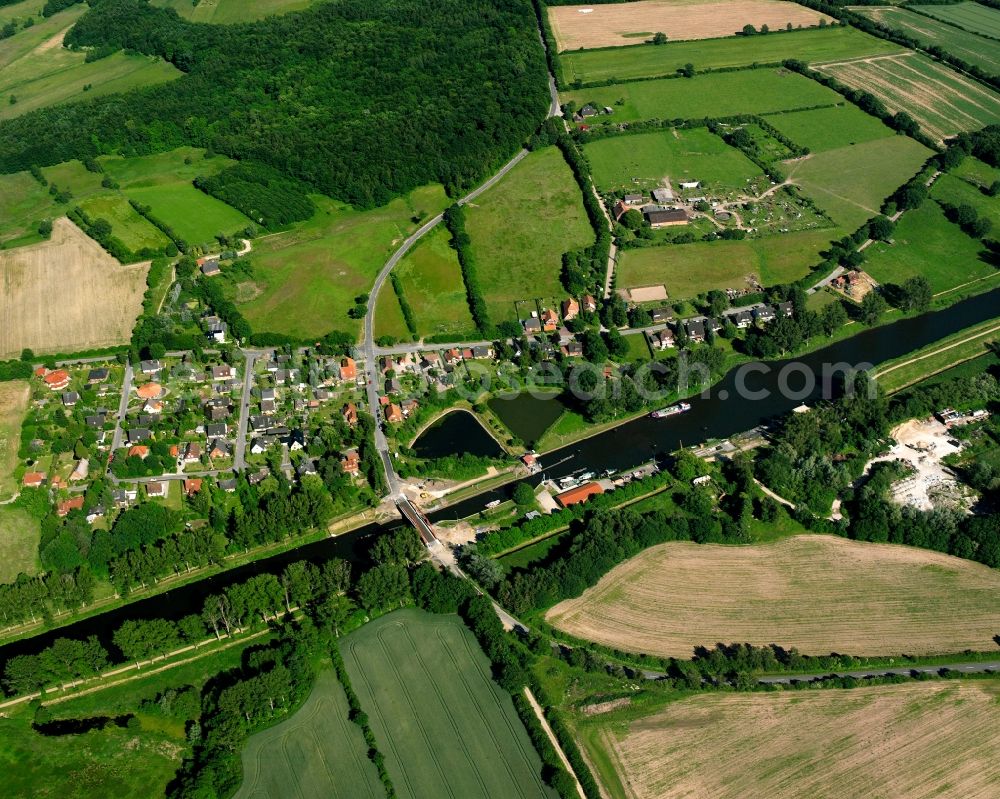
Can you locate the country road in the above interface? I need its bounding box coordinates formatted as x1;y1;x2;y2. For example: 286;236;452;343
234;350;261;471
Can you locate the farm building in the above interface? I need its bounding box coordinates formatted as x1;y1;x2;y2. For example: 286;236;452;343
623;193;645;205
643;207;689;228
652;187;674;203
556;481;605;508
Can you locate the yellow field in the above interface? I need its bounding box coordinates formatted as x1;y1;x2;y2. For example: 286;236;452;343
0;381;29;500
0;217;148;358
546;534;1000;656
589;681;1000;799
548;0;832;50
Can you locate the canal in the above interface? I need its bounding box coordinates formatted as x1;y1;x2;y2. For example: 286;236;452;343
1;288;998;664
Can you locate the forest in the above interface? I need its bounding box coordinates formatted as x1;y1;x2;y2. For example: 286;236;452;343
0;0;550;208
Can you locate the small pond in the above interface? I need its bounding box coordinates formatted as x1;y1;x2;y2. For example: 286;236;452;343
411;410;503;459
488;392;567;446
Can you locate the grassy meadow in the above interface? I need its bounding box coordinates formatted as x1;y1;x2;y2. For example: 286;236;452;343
818;53;1000;143
857;6;1000;74
559;26;902;84
0;169;55;248
863;201;994;293
765;103;895;153
0;505;39;584
0;380;29;501
234;185;449;340
932;171;1000;232
617;228;835;298
233;669;382;799
465;146;593;323
377;226;478;340
77;195;172;252
584;127;762;193
125;183;251;245
341;609;552;799
561;68;840;126
913;0;1000;37
152;0;317;24
782;135;931;228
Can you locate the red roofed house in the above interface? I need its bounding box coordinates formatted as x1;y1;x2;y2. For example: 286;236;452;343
136;382;163;400
342;402;358;426
340;357;357;381
561;298;579;321
582;295;598;314
341;448;360;475
555;481;604;508
43;370;71;391
385;404;403;424
22;472;46;488
34;366;47;378
57;495;85;517
169;444;180;458
612;199;629;222
128;445;150;459
184;478;203;496
540;309;559;332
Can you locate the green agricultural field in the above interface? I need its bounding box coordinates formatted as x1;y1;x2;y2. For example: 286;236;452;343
125;183;252;245
152;0;316;24
233;669;383;799
766;104;895;153
561;68;840;126
912;1;1000;38
617;229;835;298
465;147;593;322
235;185;449;340
0;6;179;121
952;155;1000;191
856;6;1000;74
0;505;39;583
863;201;994;293
932;172;1000;232
101;147;238;189
0;169;55;247
559;26;902;84
0;0;44;25
818;53;1000;143
342;609;552;799
783;135;931;228
378;226;478;340
584;127;762;193
374;281;411;342
0;380;29;501
77;195;172;253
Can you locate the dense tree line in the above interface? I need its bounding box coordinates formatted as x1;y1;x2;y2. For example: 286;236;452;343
194;162;315;229
443;204;494;336
0;0;550;209
556;135;608;296
389;272;418;339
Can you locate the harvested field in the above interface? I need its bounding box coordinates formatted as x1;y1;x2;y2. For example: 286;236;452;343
546;534;1000;657
0;217;148;358
588;681;1000;799
817;53;1000;143
548;0;832;51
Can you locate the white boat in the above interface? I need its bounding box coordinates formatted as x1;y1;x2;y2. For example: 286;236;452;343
650;402;691;419
484;499;501;509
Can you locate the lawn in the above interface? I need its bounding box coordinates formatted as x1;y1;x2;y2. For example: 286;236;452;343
782;135;932;228
560;68;840;126
235;185;449;339
125;183;252;246
857;6;1000;74
377;226;478;340
617;228;835;298
912;0;1000;38
233;669;382;799
547;534;1000;657
0;380;28;501
559;26;902;84
863;201;994;294
465;147;593;323
341;609;552;799
818;53;1000;143
579;681;1000;799
932;171;1000;232
152;0;317;23
765;103;895;153
0;504;40;584
0;5;179;121
584;127;762;193
77;195;172;253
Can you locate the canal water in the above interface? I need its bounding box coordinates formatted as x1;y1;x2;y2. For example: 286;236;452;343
411;410;504;459
1;288;997;664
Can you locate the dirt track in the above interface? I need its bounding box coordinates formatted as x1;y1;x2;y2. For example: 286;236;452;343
548;0;831;50
0;217;148;358
546;534;1000;657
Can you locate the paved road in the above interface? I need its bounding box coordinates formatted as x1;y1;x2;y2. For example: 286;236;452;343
759;660;1000;684
233;350;263;471
109;362;134;454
